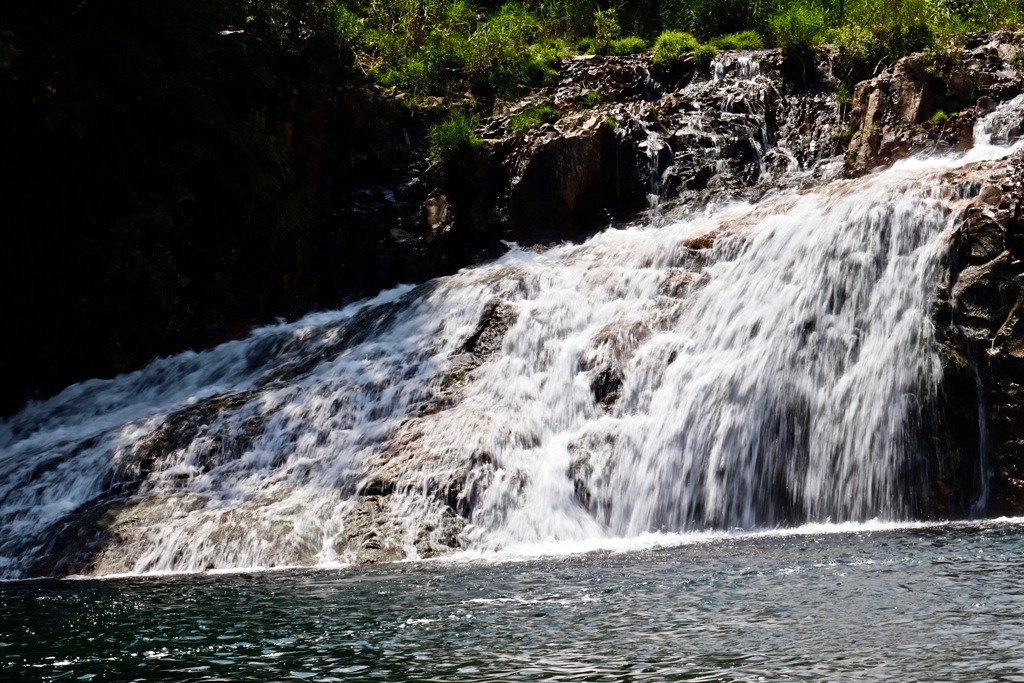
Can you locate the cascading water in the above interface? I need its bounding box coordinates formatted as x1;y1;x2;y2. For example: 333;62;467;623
2;92;1023;580
641;130;667;210
709;54;772;180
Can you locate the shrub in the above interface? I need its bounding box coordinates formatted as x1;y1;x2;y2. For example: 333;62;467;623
398;55;430;90
536;0;601;39
710;30;765;50
467;4;551;95
609;36;647;55
928;0;1021;32
693;43;718;68
367;1;561;98
684;0;760;40
509;101;564;134
0;30;20;75
844;0;932;58
829;23;875;85
652;30;699;66
593;6;621;53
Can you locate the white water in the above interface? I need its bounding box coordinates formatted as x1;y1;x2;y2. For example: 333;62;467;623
2;96;1022;580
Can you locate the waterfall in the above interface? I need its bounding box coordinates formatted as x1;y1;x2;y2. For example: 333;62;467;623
1;96;1022;580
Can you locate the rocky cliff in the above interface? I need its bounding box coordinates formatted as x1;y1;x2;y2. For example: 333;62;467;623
298;47;842;298
840;31;1024;514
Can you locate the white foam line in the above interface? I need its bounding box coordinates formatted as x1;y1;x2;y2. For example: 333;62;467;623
424;516;1024;566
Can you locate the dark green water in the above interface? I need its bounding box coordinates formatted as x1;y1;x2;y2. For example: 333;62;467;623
3;521;1024;682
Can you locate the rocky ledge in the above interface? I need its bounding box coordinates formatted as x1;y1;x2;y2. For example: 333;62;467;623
934;149;1024;515
287;47;843;305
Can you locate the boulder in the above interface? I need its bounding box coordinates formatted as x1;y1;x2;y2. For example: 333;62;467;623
508;112;618;242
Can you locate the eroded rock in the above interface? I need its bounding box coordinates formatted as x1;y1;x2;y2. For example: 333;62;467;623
939;148;1024;513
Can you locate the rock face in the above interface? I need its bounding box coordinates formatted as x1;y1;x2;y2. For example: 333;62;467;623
495;50;842;243
840;32;1024;515
267;48;845;322
845;31;1024;176
939;151;1024;514
508;111;618;242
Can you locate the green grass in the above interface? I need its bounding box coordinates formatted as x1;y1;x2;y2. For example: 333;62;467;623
652;30;700;66
429;110;484;173
609;36;648;55
509;101;564;135
770;2;827;61
693;44;718;69
350;0;1024;96
578;89;604;107
710;30;764;50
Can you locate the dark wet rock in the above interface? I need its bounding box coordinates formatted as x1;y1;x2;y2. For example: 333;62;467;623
659;269;710;298
495;48;844;242
26;502;120;578
23;389;268;577
567;432;618;524
414;507;465;558
436;298;519;405
341;300;519;561
132;391;265;476
554;54;658;103
508;111;620;242
458;299;518;361
253;285;430;388
590;368;623;411
935;148;1024;514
